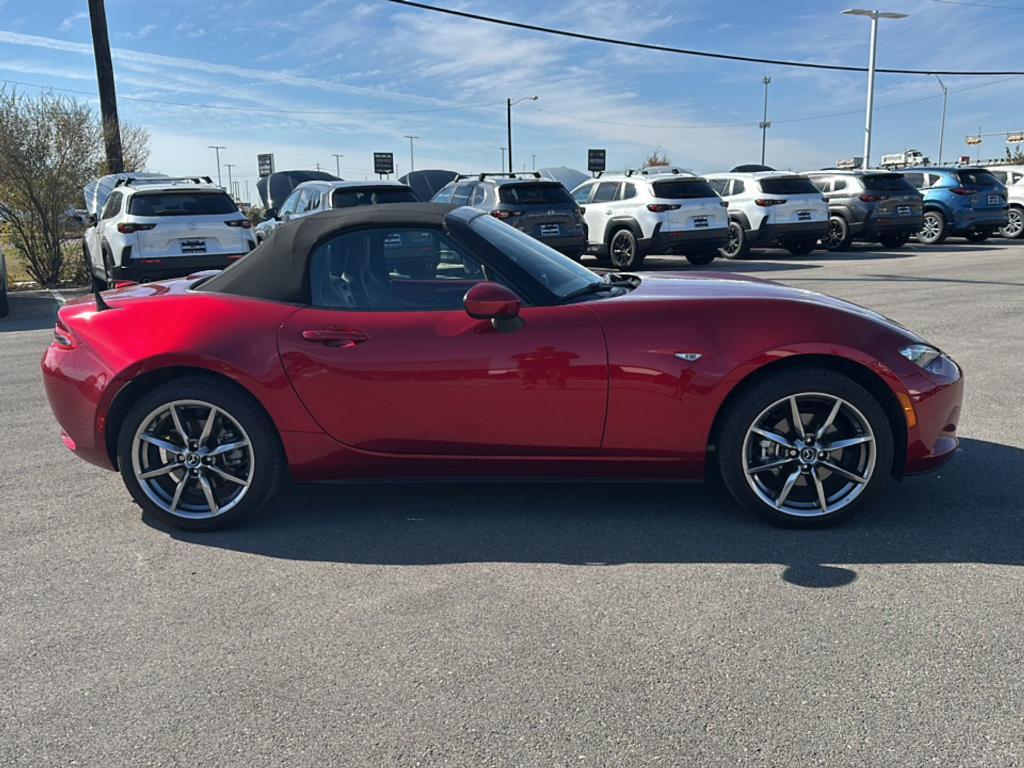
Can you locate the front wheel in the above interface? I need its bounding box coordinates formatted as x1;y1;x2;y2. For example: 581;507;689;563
785;240;817;256
685;250;716;266
1000;207;1024;239
918;211;947;245
117;377;285;531
821;216;852;251
608;228;644;271
717;368;894;527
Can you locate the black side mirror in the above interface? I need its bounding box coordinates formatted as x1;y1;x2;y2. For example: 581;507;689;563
264;208;278;221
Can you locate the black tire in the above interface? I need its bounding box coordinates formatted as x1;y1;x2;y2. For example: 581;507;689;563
1000;206;1024;239
0;276;8;319
607;228;644;271
100;245;116;290
821;215;852;252
685;250;717;266
719;221;750;259
785;240;817;256
717;367;894;527
965;230;990;243
116;376;285;531
878;232;910;249
918;210;947;245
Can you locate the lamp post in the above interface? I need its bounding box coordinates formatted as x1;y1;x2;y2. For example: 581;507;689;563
332;153;344;177
759;75;771;166
499;146;506;171
841;8;908;169
404;135;419;173
506;95;538;173
224;164;235;199
934;74;949;165
208;145;225;187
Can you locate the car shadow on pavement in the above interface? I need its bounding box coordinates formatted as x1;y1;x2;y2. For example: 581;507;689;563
0;293;61;333
163;437;1023;588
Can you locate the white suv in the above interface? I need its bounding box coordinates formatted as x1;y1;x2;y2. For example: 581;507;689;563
985;165;1024;239
571;168;728;270
704;170;828;258
84;176;255;288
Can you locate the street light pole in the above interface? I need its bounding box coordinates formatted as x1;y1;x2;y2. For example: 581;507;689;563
842;8;908;169
208;145;225;187
332;153;344;177
934;74;949;165
499;146;506;171
506;95;538;173
224;164;235;199
759;75;771;166
404;136;419;172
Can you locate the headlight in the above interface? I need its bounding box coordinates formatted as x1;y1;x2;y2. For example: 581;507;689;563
899;344;960;380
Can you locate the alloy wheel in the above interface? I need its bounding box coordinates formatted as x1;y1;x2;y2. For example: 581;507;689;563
741;392;877;518
1002;208;1023;239
823;219;844;249
920;214;942;243
610;231;635;268
722;223;742;258
131;399;255;520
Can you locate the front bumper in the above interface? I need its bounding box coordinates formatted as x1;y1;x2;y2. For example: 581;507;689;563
749;219;828;245
895;359;965;475
644;225;729;254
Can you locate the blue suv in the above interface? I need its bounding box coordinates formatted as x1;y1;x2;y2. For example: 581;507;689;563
902;167;1008;244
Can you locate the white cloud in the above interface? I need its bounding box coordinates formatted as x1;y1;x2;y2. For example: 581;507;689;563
58;11;88;32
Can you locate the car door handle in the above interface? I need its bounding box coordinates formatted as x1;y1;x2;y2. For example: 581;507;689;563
605;209;612;215
301;328;368;348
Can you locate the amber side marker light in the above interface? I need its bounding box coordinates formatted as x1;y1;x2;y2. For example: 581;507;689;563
896;391;918;429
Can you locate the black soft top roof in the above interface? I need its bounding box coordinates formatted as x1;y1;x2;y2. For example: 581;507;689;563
198;203;457;304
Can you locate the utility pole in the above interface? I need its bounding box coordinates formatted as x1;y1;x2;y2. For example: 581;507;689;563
532;153;536;171
87;0;124;173
934;74;949;165
759;75;772;166
404;136;419;173
506;95;538;174
244;179;250;205
332;153;343;177
208;145;225;187
224;164;235;198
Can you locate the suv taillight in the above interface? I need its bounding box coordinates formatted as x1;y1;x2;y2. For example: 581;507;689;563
226;219;252;228
754;199;786;207
950;187;975;196
116;222;156;234
490;210;524;220
858;194;888;203
647;203;681;213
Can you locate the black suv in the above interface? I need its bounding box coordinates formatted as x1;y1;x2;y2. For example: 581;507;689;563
431;173;586;258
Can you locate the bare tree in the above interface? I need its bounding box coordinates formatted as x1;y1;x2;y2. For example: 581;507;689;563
0;89;150;285
643;147;672;168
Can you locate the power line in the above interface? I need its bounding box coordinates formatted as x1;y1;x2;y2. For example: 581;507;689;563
932;0;1024;9
387;0;1024;76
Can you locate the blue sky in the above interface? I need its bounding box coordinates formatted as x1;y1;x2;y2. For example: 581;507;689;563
1;0;1022;200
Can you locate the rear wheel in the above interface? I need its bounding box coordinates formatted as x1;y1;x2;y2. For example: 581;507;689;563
0;271;8;319
965;230;990;243
878;231;910;249
608;228;644;271
785;240;817;256
685;250;716;266
719;221;749;259
821;215;852;251
117;377;285;531
1000;206;1024;239
918;211;947;245
717;368;893;527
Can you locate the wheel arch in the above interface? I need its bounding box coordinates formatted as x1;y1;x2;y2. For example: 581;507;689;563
605;218;643;243
729;211;752;230
706;353;907;479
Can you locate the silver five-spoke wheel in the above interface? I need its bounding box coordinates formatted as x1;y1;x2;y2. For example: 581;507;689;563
131;399;254;520
741;392;876;518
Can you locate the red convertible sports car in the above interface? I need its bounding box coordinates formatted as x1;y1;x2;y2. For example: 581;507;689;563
42;204;963;531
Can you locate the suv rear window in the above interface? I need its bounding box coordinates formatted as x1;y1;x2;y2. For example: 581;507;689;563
957;170;1000;188
651;180;717;199
758;177;819;195
129;192;238;217
498;183;573;205
332;187;417;208
862;174;918;193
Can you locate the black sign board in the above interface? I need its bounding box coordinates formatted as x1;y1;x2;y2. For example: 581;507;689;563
373;152;395;175
588;148;606;173
257;153;275;177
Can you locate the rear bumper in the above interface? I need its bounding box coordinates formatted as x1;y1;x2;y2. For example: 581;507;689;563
851;214;923;238
537;234;588;254
112;252;250;282
644;225;729;254
750;220;828;245
949;209;1009;234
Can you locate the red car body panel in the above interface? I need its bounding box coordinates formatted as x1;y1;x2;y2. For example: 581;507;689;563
41;270;962;483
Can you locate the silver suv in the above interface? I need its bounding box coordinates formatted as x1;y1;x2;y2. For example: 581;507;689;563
804;170;923;250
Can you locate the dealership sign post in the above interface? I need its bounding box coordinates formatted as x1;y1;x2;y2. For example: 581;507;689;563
588;149;606;176
374;152;395;178
257;153;275;178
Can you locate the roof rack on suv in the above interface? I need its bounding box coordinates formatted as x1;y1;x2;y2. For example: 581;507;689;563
623;167;691;177
114;176;215;188
452;172;543;182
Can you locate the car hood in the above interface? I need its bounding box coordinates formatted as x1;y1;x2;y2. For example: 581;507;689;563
612;271;923;341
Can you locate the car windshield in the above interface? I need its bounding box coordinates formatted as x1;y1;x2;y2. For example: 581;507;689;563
498;183;573;205
759;177;819;195
651;179;717;199
862;174;918;193
331;187;417;207
468;215;604;300
957;170;1001;188
128;192;238;216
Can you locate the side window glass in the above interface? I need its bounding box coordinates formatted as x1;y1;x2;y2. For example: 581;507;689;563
572;184;593;204
902;173;923;189
433;184;454;204
469;185;488;206
280;190;301;216
833;179;848;192
707;179;727;196
733;180;745;196
451;183;474;205
809;178;828;192
592;182;620;203
307;188;322;211
102;192;122;219
620;182;636;201
309;227;500;311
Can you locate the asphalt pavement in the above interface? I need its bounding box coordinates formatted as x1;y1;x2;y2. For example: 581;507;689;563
1;241;1022;767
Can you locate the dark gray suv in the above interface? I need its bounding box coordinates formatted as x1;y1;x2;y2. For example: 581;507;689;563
805;170;923;251
431;173;587;258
